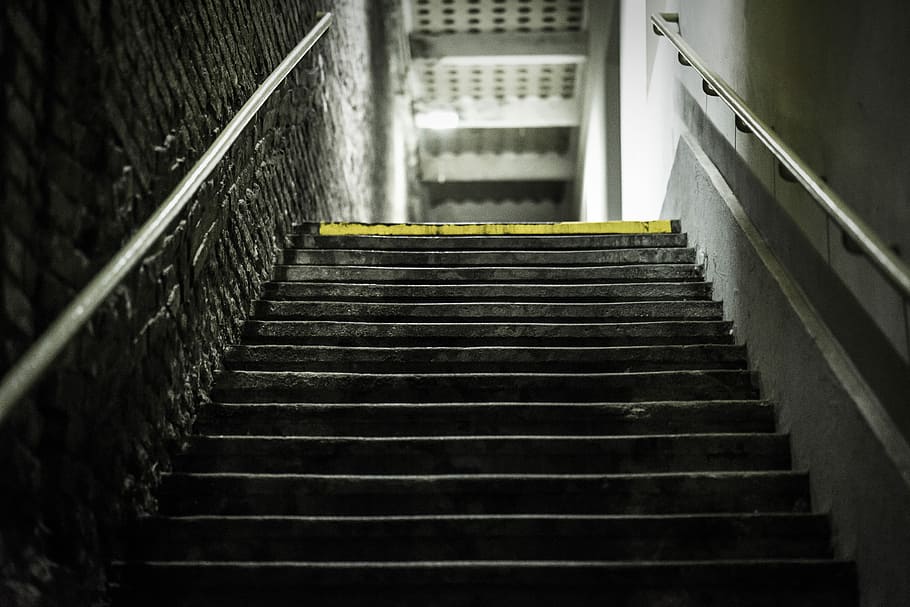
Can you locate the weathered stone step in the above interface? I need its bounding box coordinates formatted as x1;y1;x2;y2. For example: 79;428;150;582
195;401;776;437
291;233;689;250
179;434;789;474
157;471;810;516
261;281;713;302
274;264;703;283
282;248;696;267
212;370;757;403
223;344;748;372
128;513;831;562
241;320;735;346
113;559;856;607
250;300;723;322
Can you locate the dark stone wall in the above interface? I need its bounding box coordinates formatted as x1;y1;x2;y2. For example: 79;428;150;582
0;1;398;604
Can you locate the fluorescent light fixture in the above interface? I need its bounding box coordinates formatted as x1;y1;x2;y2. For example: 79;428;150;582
415;110;459;130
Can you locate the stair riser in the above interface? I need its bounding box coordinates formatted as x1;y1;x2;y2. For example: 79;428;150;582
114;561;854;593
251;300;724;322
261;282;713;302
132;534;829;562
195;402;776;437
159;473;810;516
241;320;736;347
282;249;697;266
274;265;702;283
291;233;689;250
225;360;748;373
114;585;856;607
212;370;758;403
180;436;790;474
223;345;747;373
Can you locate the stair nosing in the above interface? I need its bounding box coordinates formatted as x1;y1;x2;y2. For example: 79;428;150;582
206;399;771;407
191;432;784;440
162;470;806;481
114;558;850;568
136;512;826;523
217;369;754;379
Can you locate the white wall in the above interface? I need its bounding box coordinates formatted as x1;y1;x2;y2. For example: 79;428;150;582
574;0;622;220
621;0;910;361
618;0;679;220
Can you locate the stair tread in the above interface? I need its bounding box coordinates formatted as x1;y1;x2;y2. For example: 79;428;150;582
281;248;697;267
263;280;709;287
120;558;848;565
224;344;747;370
205;399;770;406
225;343;746;358
251;300;724;321
212;369;757;403
179;432;790;474
126;511;831;562
164;470;804;479
216;369;753;377
274;264;703;284
291;234;689;250
138;512;823;522
190;432;783;440
196;400;775;436
241;320;733;329
241;319;736;346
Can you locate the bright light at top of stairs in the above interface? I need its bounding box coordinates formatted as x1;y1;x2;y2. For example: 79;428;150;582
415;110;460;130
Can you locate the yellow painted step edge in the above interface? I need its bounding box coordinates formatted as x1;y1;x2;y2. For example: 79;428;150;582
319;221;675;236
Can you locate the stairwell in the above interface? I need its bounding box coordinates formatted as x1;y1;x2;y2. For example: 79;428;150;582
114;222;856;606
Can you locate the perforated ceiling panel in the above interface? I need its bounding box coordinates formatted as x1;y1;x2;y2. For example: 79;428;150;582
411;0;586;34
419;63;578;102
421;127;571;155
406;0;587;186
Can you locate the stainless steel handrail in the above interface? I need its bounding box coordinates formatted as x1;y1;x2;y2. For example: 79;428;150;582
0;12;334;425
652;12;910;301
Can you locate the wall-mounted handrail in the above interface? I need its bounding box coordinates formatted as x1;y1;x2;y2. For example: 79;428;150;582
0;12;334;426
651;12;910;302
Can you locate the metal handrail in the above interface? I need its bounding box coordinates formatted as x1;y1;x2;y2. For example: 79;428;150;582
0;12;334;425
652;12;910;301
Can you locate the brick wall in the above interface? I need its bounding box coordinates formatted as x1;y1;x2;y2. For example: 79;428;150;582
0;1;399;604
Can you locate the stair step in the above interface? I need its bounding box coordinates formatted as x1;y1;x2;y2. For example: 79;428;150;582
261;281;713;301
291;233;689;250
113;559;855;607
283;248;697;267
274;264;703;283
212;370;758;403
223;344;748;372
157;471;810;516
195;401;776;437
241;320;735;346
178;434;790;474
250;300;723;322
306;220;679;237
117;223;855;604
127;513;830;561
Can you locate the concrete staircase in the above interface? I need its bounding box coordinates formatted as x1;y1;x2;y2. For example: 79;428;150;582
114;224;856;606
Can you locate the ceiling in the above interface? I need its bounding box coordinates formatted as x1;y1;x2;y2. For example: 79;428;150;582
403;0;590;216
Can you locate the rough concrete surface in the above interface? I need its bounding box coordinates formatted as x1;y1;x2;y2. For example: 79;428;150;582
661;127;910;607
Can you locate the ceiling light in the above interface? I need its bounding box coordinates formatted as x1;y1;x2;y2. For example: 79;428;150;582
415;110;459;130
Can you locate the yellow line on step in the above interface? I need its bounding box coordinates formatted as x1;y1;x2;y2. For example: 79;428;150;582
319;221;675;236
